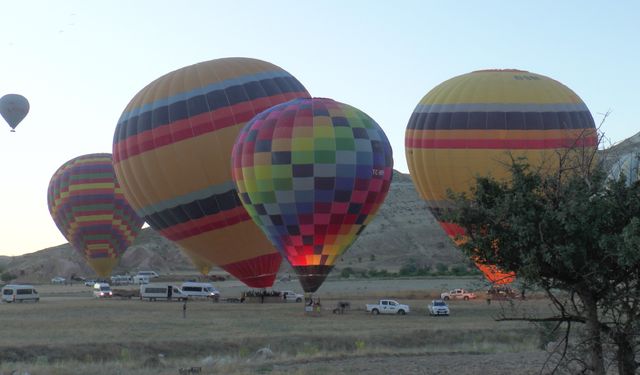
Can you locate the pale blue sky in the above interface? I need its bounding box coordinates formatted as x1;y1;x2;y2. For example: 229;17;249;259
1;1;638;255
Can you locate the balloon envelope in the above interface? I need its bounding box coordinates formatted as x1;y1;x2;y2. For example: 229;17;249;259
47;153;144;277
232;98;394;292
0;94;29;131
405;69;598;284
113;57;310;288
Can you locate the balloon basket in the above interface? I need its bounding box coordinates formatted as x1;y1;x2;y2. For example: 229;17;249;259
304;294;322;316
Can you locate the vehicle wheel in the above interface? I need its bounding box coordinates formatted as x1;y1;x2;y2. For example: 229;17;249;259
35;298;40;302
463;296;469;301
372;309;379;315
443;296;449;301
398;310;406;315
296;297;302;303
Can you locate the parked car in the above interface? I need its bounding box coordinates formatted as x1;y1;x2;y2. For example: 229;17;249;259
488;285;519;300
440;289;477;301
428;300;450;316
281;290;303;302
1;285;40;303
93;283;113;298
51;276;66;284
365;299;410;315
84;279;96;286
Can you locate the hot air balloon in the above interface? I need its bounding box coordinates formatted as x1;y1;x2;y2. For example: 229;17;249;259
0;94;29;132
113;57;310;288
186;252;213;276
405;69;598;284
47;153;144;277
232;98;394;292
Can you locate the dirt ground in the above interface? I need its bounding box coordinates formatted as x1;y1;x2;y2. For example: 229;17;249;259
0;277;553;374
267;351;548;375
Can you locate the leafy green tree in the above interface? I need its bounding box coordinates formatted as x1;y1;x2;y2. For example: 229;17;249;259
448;154;640;375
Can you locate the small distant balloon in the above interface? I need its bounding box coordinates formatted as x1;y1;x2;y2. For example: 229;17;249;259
0;94;29;132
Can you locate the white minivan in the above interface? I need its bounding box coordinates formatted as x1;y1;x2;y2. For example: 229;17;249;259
133;275;150;285
136;271;159;279
1;285;40;303
180;282;220;300
140;284;188;301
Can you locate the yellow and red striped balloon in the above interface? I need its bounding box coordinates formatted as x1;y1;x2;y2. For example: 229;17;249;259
113;57;310;288
47;154;144;277
405;69;598;284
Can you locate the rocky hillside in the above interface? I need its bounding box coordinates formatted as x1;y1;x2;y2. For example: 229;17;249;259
2;170;464;283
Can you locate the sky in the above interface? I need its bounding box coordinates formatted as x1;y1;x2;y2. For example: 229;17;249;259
1;1;639;256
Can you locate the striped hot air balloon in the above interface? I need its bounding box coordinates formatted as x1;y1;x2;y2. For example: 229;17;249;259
405;69;598;284
113;57;310;288
232;98;393;292
47;154;144;277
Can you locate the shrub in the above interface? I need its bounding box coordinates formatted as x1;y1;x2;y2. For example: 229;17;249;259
1;272;16;283
435;263;448;274
451;264;467;276
340;267;354;278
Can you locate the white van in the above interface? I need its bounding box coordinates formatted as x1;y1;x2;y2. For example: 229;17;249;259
110;275;132;285
93;282;113;298
136;271;159;279
133;275;150;285
140;284;188;301
1;285;40;303
180;282;220;300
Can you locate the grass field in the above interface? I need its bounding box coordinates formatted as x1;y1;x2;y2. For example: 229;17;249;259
0;278;553;374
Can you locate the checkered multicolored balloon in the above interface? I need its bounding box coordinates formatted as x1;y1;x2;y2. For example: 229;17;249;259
232;98;393;292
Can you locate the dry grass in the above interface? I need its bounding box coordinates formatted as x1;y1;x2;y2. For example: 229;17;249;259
0;279;552;374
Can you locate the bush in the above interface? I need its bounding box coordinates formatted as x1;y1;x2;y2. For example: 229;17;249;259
435;263;449;274
399;258;419;276
340;267;354;278
1;272;16;283
368;269;393;278
451;264;467;276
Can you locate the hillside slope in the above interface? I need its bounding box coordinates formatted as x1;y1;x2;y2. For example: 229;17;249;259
3;170;463;283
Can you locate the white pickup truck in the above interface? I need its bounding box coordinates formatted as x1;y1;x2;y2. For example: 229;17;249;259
365;299;410;315
440;288;477;301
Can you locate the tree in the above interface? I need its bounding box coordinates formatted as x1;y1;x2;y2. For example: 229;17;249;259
448;154;640;375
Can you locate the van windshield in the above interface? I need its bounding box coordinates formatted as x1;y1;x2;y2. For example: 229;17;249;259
3;289;13;295
100;286;111;291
